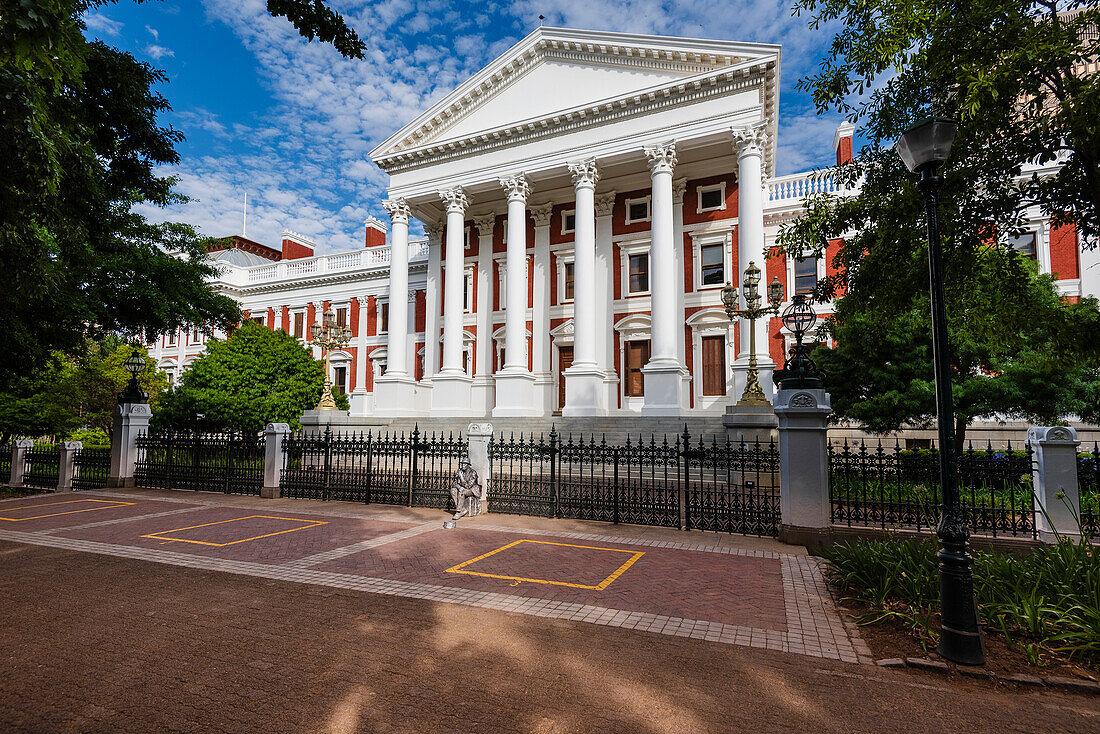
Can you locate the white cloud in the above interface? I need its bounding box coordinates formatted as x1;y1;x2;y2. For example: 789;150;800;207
147;0;842;253
83;12;123;37
145;25;160;41
144;44;175;60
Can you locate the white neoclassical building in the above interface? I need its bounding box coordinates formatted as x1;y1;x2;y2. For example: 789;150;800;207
147;27;1098;420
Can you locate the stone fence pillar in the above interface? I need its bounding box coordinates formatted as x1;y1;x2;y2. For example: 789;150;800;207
467;422;493;512
58;441;82;493
10;440;33;487
775;388;833;548
261;423;291;499
1029;425;1082;542
109;403;151;488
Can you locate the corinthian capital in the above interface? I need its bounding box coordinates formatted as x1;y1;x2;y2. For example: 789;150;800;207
644;142;677;175
438;187;468;214
382;198;411;224
568;159;599;188
672;178;687;205
732;121;769;158
529;202;553;227
594;191;617;217
498;174;530;202
472;212;497;236
423;223;443;246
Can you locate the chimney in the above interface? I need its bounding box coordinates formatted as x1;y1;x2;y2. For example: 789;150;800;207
833;121;856;166
365;216;388;248
280;230;315;260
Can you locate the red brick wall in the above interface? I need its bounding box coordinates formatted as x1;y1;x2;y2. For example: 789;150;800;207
414;290;426;332
612;188;652;236
365;226;386;249
280;306;290;332
350;298;360;338
306;303;315;341
836;136;854;166
281;238;313;260
1050;223;1080;280
681;174;738;227
366;296;377;337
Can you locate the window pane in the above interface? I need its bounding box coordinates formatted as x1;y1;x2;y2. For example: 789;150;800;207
795;257;817;295
625;340;650;396
701;335;726;395
336;308;347;327
700;244;724;286
564;262;575;300
564;213;576;232
294;312;304;338
629;253;649;293
700;188;723;210
334;367;347;395
629;201;648;221
381;302;389;333
1008;232;1036;258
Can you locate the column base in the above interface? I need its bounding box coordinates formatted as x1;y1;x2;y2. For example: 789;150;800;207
349;388;369;417
261;486;281;500
471;375;495;415
533;373;554;416
641;360;686;416
431;371;475;416
373;374;424;417
492;370;536;417
562;364;608;416
107;476;136;489
778;524;834;550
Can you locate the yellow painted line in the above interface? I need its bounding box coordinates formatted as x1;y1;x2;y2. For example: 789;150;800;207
444;539;645;590
0;499;136;522
140;515;327;547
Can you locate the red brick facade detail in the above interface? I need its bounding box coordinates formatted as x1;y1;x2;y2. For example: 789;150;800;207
281;237;314;261
365;224;386;249
350;298;360;338
836;136;854;166
366;296;377;336
414;290;426;332
266;307;275;330
681;174;738;227
280;306;290;332
1050;223;1080;280
306;303;316;340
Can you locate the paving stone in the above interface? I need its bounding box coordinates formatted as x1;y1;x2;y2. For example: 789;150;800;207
1004;673;1044;686
875;658;905;668
906;657;950;672
1042;676;1100;694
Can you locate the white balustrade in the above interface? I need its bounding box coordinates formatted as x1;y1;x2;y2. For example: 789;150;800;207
219;237;429;288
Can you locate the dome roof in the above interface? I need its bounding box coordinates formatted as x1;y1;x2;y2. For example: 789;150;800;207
209;247;275;267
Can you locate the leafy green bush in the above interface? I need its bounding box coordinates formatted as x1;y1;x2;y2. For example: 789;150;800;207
821;536;1100;664
65;427;110;448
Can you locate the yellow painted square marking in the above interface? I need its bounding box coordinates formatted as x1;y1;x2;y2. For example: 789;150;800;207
0;499;136;521
140;515;328;546
444;539;644;590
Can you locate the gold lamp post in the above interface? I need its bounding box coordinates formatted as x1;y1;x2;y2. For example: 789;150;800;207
311;306;352;411
721;262;785;406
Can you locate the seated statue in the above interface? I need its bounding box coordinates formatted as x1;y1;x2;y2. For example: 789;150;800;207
450;458;483;520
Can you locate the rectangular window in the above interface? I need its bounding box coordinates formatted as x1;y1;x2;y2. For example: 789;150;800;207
251;316;264;326
701;335;726;396
191;326;202;343
293;312;304;338
464;270;474;312
380;302;389;333
166;330;176;347
627;199;650;223
794;257;818;295
625;340;650;397
563;211;576;234
336;307;347;327
563;262;575;301
700;244;725;287
1008;231;1036;258
333;366;347;396
628;253;649;293
699;186;724;211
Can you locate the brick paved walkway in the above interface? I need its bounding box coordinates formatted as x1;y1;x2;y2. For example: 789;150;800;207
0;488;864;664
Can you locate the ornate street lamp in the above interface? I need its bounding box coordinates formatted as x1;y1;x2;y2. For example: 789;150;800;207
773;294;823;389
118;347;148;404
722;262;784;405
311;305;352;411
897;116;985;665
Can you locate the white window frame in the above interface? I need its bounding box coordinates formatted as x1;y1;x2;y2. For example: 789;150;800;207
464;265;475;313
377;298;389;335
291;309;307;339
696;182;727;213
625;196;652;225
788;254;825;298
620;240;652;296
557;253;576;303
331;302;350;329
165;330;177;348
693;230;733;292
494;256;507;308
561;209;576;235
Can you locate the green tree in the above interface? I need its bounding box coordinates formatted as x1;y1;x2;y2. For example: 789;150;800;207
813;251;1100;448
153;321;348;432
73;336;169;434
778;0;1100;440
0;0;363;388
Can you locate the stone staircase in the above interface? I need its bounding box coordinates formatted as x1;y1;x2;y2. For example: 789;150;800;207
321;415;731;443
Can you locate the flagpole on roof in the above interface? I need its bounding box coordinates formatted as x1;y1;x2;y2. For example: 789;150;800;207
242;191;248;239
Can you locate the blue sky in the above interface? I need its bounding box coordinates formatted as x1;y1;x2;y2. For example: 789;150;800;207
83;0;844;253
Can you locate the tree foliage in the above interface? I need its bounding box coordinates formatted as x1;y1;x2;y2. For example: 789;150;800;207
779;0;1100;437
0;0;364;389
0;337;166;444
153;322;348;432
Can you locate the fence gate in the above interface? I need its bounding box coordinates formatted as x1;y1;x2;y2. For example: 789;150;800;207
683;435;781;536
22;444;61;490
134;430;264;495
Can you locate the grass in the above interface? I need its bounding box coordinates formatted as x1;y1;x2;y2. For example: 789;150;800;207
820;535;1100;666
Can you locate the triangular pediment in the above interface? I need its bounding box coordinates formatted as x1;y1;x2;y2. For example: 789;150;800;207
370;27;780;163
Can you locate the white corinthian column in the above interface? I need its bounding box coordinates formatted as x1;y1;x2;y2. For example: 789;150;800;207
731;122;777;402
641;142;687;416
374;198;420;415
493;174;536;417
563;159;607;416
431;186;474;416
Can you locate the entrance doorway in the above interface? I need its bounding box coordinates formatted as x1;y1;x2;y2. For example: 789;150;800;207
556;346;573;414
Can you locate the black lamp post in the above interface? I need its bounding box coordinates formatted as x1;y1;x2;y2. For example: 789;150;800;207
774;294;823;390
118;348;148;404
897;117;985;665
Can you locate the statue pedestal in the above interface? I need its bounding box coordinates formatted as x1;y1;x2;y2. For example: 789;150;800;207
299;409;351;428
722;403;778;444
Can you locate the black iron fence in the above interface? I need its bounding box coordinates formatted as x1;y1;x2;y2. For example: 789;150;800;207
829;439;1038;538
280;427;467;506
0;445;10;484
1079;444;1100;538
134;430;264;495
73;447;112;490
22;443;61;490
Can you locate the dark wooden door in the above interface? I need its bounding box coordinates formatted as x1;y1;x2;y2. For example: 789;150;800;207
557;346;574;412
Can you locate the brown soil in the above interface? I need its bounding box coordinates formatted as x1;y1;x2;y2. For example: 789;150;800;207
838;596;1100;681
0;486;49;500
